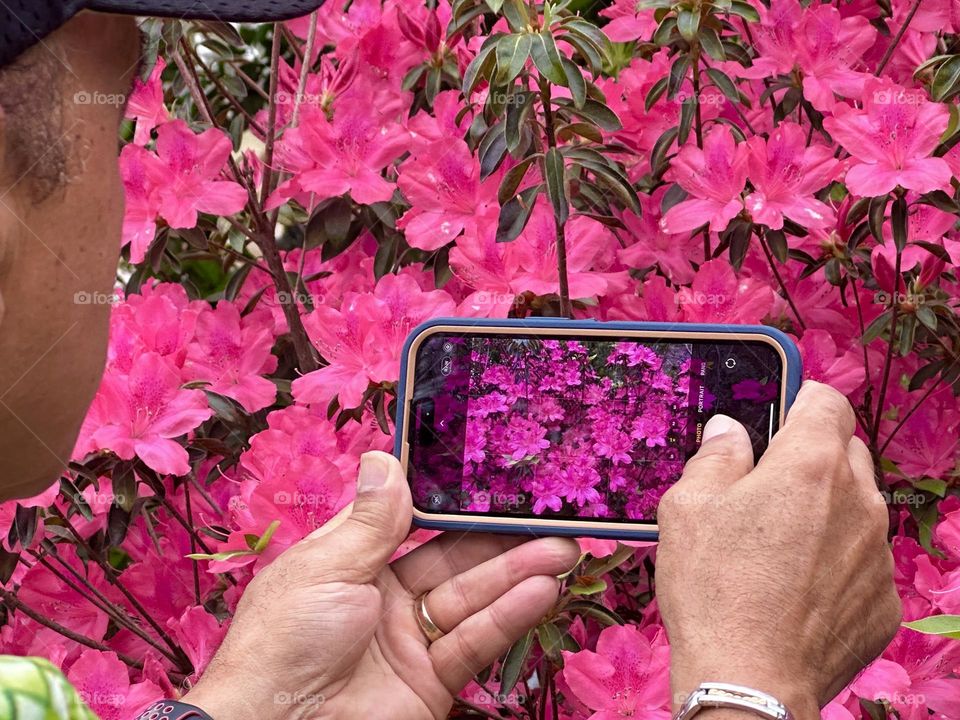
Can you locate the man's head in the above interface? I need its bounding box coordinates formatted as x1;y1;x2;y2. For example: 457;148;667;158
0;1;325;501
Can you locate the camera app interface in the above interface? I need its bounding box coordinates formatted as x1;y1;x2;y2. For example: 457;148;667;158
408;332;784;524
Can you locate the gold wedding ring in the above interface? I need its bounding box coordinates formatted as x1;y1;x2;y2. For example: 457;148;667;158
413;592;445;644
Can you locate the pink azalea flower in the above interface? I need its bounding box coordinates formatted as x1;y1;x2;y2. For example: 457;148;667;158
677;259;775;323
599;0;658;42
397;137;500;250
141;120;248;229
881;396;959;479
118;144;160;263
660;125;749;234
562;624;672;720
67;650;162;720
183;303;278;413
744;122;840;230
511;206;629;300
269;100;410;209
799;329;865;394
87;352;213;476
293;273;456;408
125;57;169;145
824;79;952;196
618;187;702;283
744;0;876;111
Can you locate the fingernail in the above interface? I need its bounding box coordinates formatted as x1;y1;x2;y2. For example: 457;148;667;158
357;452;390;493
702;414;735;443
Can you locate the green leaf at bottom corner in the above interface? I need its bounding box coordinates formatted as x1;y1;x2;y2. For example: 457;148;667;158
569;577;607;595
544;147;569;225
902;614;960;639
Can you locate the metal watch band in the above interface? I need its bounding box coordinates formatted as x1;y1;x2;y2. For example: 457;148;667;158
674;682;795;720
135;700;215;720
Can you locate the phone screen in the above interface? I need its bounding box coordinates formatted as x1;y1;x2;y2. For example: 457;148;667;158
407;332;785;524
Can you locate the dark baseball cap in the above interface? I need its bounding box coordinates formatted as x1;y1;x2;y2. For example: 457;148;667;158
1;0;327;68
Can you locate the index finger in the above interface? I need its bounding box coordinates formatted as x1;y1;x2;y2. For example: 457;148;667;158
755;380;856;475
780;380;856;443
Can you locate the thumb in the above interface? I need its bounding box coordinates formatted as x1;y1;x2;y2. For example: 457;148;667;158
305;450;413;584
678;414;755;491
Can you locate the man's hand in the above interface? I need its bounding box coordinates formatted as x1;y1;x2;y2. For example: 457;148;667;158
656;381;901;720
182;451;579;720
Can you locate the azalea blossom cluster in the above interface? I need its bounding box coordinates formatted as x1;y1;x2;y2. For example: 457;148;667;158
1;0;960;717
458;339;696;520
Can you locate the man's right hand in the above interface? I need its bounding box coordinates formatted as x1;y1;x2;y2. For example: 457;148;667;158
656;380;902;720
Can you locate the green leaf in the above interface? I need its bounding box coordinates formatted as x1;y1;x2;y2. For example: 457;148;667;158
505;91;536;152
462;39;500;95
577;158;642;214
498;155;539;205
447;4;488;40
561;57;587;108
765;229;789;263
645;76;669;112
728;1;760;22
530;31;567;85
253;519;282;552
706;68;739;103
902;615;960;639
653;15;677;46
536;622;564;660
913;477;947;496
496;33;533;85
584;542;635;576
892;193;908;251
557;122;603;143
909;360;945;391
401;64;427;92
699;27;725;61
861;309;892;345
544;147;568;224
485;0;505;13
916;305;938;332
500;630;534;695
667;55;691;99
497;184;542;242
867;194;889;243
570;577;608;595
187;549;258;561
479;124;509;179
931;55;960;102
559;97;622;131
565;599;625;625
562;32;603;75
678;98;695;145
677;8;701;41
502;0;530;31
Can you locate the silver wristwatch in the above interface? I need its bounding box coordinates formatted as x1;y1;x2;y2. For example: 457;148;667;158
674;683;795;720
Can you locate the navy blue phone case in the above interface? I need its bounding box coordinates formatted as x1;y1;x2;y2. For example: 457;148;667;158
393;318;803;541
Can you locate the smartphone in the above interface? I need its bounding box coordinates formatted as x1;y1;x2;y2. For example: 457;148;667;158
394;319;802;540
